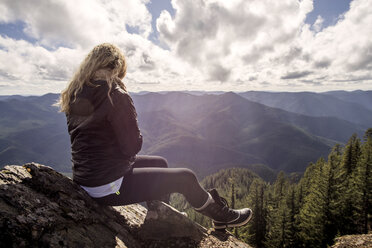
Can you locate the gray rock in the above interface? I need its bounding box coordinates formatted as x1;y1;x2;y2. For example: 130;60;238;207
139;201;207;241
332;234;372;248
0;162;252;248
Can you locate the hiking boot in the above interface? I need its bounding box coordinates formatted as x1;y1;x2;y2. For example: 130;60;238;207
194;188;252;229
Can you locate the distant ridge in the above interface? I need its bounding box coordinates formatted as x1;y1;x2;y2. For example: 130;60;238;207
239;91;372;126
323;90;372;111
0;91;368;175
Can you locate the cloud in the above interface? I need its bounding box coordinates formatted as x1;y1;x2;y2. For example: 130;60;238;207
281;71;313;80
0;0;153;48
0;0;372;94
313;58;331;69
0;0;200;94
301;79;322;86
208;63;231;82
280;46;305;65
312;15;324;32
138;52;156;71
157;0;313;83
0;69;19;81
332;74;372;82
0;36;83;92
300;0;372;74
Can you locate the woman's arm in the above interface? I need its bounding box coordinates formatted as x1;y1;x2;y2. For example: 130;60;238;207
107;90;143;160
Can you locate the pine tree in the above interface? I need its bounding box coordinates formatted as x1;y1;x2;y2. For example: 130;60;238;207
229;178;239;237
242;178;267;248
285;185;297;247
264;171;290;248
323;145;343;246
297;158;327;247
296;162;317;203
171;132;370;246
339;134;362;235
353;129;372;233
342;133;362;175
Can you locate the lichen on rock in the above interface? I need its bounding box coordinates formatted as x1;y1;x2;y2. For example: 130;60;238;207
0;162;251;248
331;234;372;248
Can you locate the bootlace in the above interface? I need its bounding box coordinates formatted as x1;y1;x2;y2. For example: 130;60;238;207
218;196;235;215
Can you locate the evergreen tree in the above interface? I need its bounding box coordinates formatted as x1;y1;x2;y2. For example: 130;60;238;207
323;145;343;246
297;158;327;247
296;162;317;204
229;178;239;237
264;172;290;248
342;133;362;175
170;131;371;247
242;178;267;247
339;134;362;235
353;129;372;233
285;185;297;247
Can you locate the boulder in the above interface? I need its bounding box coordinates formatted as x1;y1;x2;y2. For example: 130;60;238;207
0;162;251;248
331;234;372;248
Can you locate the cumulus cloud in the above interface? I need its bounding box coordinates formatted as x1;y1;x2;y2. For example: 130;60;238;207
154;0;372;91
313;58;332;69
281;71;313;80
291;0;372;91
157;0;313;83
312;15;324;32
0;0;200;94
0;0;372;94
208;63;231;82
0;0;153;48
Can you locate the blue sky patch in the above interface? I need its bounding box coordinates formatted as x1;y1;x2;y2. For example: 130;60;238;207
146;0;175;45
305;0;352;29
0;21;38;44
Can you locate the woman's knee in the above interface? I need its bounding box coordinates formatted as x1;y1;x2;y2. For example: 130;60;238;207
177;168;198;183
154;156;168;168
133;155;169;168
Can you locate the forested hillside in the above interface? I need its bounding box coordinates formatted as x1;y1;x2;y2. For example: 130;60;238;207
171;130;372;248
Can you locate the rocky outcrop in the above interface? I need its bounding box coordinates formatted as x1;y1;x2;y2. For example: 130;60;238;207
0;163;251;248
331;234;372;248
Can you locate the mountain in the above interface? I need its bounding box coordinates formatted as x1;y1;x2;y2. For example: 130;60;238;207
0;163;251;247
133;92;364;173
238;91;372;127
0;91;367;175
323;90;372;111
0;94;70;171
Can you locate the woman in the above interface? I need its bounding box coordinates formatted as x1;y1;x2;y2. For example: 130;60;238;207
56;43;252;230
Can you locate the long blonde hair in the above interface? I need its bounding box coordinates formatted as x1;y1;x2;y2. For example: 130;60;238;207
55;43;128;113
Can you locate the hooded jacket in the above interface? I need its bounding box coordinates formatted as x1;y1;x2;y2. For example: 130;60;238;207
66;79;142;187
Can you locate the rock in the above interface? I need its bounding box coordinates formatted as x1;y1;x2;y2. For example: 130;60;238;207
332;234;372;248
0;163;252;248
139;201;207;241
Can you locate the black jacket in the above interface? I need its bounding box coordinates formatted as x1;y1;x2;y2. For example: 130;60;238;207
66;80;142;187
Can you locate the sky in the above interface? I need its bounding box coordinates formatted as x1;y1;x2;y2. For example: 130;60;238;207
0;0;371;95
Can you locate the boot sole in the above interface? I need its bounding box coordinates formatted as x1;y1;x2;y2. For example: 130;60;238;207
212;210;253;229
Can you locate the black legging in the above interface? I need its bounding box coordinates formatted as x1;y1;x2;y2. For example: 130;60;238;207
92;155;209;208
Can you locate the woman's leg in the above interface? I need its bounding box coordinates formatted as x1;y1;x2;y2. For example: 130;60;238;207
131;155;169;169
131;155;170;205
92;158;253;229
93;166;209;208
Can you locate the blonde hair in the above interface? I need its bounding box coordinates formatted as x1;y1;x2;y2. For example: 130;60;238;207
55;43;128;113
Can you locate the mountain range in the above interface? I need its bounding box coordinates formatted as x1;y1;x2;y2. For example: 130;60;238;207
238;91;372;127
0;90;369;178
